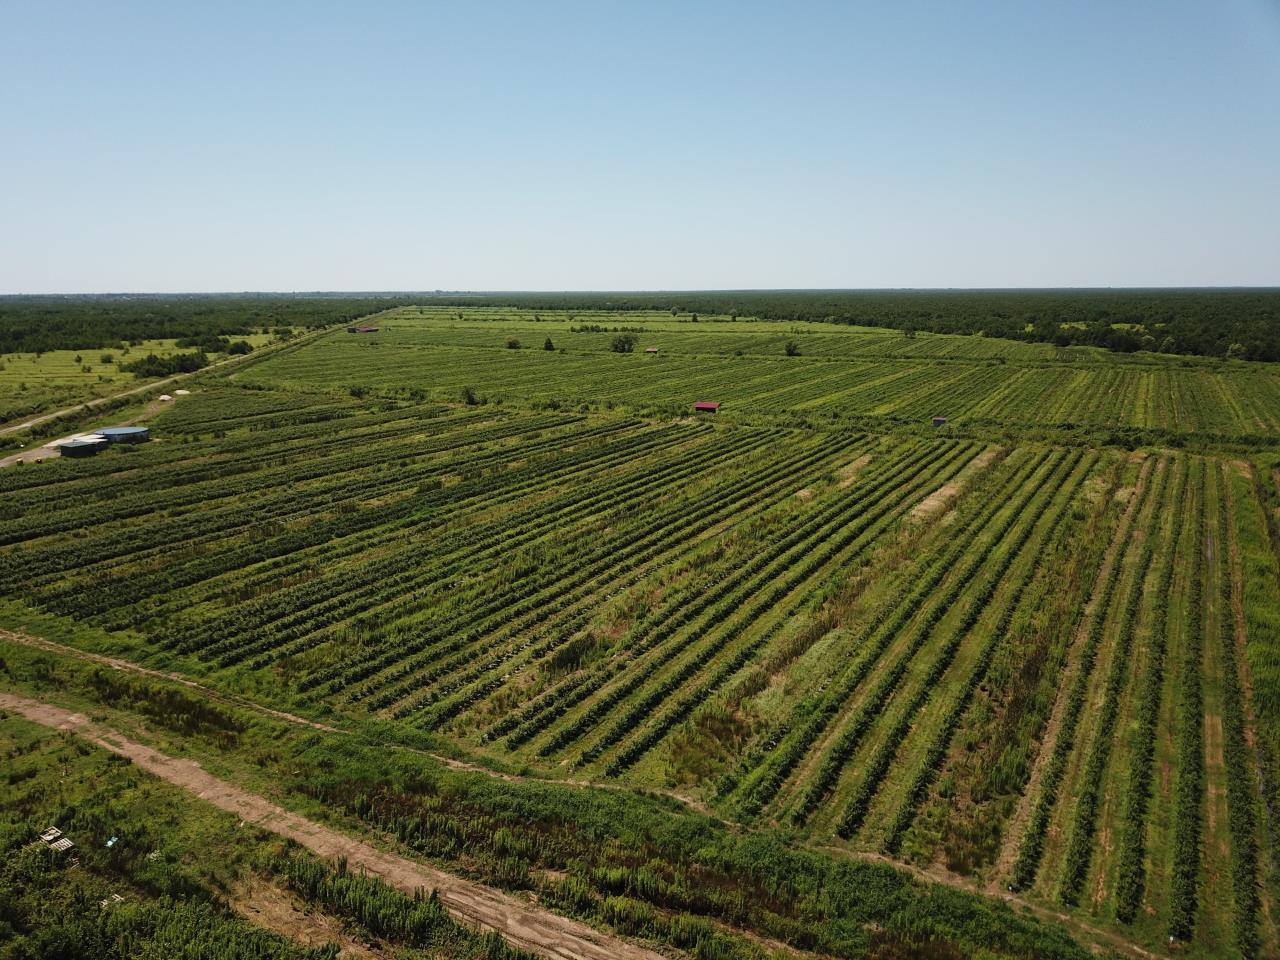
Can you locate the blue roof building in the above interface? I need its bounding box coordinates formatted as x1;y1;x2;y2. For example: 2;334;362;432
96;426;150;444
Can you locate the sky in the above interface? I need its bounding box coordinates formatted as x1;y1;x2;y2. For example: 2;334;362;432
2;0;1278;293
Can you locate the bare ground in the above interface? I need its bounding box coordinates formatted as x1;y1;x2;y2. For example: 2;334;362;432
836;453;872;488
0;632;1167;960
0;628;716;820
228;878;388;959
0;628;342;734
0;690;663;960
907;445;1002;522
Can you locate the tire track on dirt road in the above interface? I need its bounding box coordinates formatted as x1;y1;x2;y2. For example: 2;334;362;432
0;690;663;960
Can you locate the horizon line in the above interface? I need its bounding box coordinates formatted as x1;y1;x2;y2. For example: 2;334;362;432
3;285;1280;298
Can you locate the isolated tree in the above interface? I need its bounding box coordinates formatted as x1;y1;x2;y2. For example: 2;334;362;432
506;337;522;349
610;334;637;353
460;385;479;405
784;340;800;356
543;337;555;351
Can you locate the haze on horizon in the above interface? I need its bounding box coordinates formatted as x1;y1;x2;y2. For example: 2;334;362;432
3;0;1278;294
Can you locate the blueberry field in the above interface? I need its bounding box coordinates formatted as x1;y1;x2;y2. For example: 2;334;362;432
3;306;1280;960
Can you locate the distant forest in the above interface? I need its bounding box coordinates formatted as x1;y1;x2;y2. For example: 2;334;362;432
431;289;1280;361
0;294;402;354
2;289;1278;360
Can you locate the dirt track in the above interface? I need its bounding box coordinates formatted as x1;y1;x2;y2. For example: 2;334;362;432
0;628;715;816
0;691;663;960
0;324;335;442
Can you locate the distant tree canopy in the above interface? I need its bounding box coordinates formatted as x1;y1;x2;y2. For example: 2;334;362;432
4;290;1279;361
420;289;1280;361
0;294;406;354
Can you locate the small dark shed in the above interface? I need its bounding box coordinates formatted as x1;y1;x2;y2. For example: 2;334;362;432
59;439;105;458
693;401;721;413
931;416;948;427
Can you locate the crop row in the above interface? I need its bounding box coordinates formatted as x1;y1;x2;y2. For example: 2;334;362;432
595;440;991;776
882;450;1098;853
793;450;1064;827
151;421;683;656
530;441;970;761
184;421;710;663
1217;466;1261;958
296;428;795;695
1113;459;1188;921
6;411;596;597
1007;455;1159;890
1169;460;1207;943
361;432;862;717
718;448;1038;819
1055;457;1169;904
499;442;953;752
835;450;1086;839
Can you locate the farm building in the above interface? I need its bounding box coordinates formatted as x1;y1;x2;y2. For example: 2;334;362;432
347;325;380;333
693;401;721;414
97;426;150;444
58;437;108;458
644;347;659;354
931;416;948;427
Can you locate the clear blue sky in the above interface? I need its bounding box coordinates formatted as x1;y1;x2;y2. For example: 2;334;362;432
3;0;1278;292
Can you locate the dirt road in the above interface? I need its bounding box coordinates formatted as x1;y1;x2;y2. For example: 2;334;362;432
0;690;664;960
1;629;1164;959
0;324;336;441
0;628;714;816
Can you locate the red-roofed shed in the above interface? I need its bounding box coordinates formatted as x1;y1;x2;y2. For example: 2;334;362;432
693;401;721;413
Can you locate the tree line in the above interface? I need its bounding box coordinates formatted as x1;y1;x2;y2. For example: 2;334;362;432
419;289;1280;361
0;293;408;353
7;289;1277;361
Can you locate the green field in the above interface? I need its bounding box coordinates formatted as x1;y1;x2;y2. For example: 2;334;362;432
3;304;1279;960
241;307;1280;441
0;332;281;425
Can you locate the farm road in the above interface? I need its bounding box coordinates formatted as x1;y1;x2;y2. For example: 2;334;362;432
0;690;664;960
1;630;1167;959
0;323;338;441
0;628;712;816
